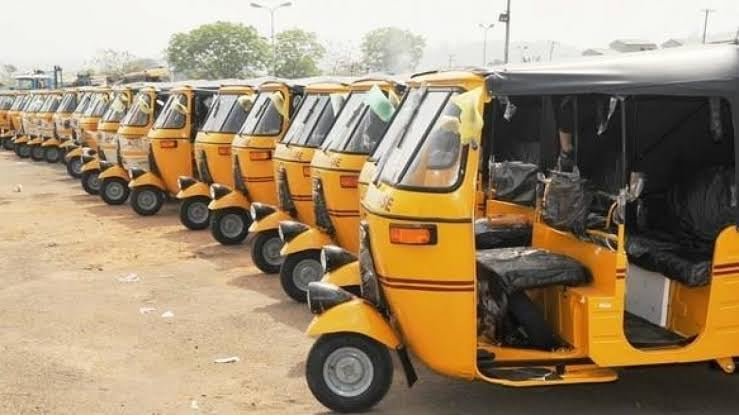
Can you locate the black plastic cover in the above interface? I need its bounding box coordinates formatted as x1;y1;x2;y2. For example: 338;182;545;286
312;177;335;236
474;218;532;250
276;167;296;216
541;170;592;235
626;234;711;287
476;247;590;294
492;161;539;206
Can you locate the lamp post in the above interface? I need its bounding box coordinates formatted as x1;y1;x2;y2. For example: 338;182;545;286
500;0;512;63
250;1;293;75
479;23;495;66
700;8;716;44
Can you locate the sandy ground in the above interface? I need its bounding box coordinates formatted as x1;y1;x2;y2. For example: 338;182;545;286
1;151;739;414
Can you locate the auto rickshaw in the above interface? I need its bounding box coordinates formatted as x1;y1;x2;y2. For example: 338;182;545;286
255;79;399;299
98;85;170;205
0;91;18;148
303;45;739;413
128;83;218;216
64;87;112;178
207;80;303;245
40;89;79;163
79;85;138;195
57;89;93;163
28;91;63;161
176;83;256;230
3;92;29;151
13;92;46;158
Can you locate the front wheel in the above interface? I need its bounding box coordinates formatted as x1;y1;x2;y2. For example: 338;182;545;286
44;146;61;163
179;196;211;230
16;143;30;158
2;138;14;151
280;249;322;303
81;170;101;195
251;230;284;274
210;208;251;245
66;157;82;178
30;145;45;161
306;333;393;413
100;177;130;205
131;186;165;216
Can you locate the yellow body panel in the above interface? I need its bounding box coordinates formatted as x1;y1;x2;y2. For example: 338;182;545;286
249;209;293;233
81;159;101;174
208;187;249;211
321;261;360;288
176;181;210;200
128;171;167;190
98;165;128;181
280;227;333;256
306;298;401;349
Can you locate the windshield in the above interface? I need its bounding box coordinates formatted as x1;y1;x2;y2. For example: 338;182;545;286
281;93;341;147
154;93;188;129
57;93;78;113
73;94;92;114
10;96;27;111
40;95;62;113
325;89;397;155
102;92;130;123
121;92;155;127
84;93;110;118
0;96;13;110
26;95;47;113
201;93;252;134
239;92;284;136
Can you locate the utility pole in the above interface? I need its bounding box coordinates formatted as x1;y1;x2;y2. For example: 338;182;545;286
549;41;559;61
701;8;716;44
479;23;495;67
447;54;456;69
251;1;293;75
500;0;512;63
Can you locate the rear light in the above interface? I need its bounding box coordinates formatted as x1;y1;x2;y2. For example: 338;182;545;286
159;139;178;149
249;150;271;161
303;166;312;177
389;224;437;245
218;146;231;156
340;175;359;188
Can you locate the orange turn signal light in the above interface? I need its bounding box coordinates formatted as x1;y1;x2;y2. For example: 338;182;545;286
218;146;231;156
339;175;359;188
389;224;437;245
249;151;271;161
303;166;312;177
159;139;178;149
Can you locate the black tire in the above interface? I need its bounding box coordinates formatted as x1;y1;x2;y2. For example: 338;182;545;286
44;146;62;163
100;177;130;205
251;230;284;274
81;170;101;195
131;186;165;216
210;208;251;245
30;145;44;161
306;333;393;413
2;138;14;150
179;196;212;230
280;249;322;303
16;143;30;158
66;157;82;178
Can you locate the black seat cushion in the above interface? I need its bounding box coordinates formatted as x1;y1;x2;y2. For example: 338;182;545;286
476;247;591;294
626;234;711;287
474;218;532;250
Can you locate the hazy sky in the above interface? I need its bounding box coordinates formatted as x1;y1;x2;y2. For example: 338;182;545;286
3;0;738;71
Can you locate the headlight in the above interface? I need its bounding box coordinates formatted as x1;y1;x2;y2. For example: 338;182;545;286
100;160;113;171
278;221;309;243
321;245;358;274
307;282;353;315
250;204;258;221
82;154;96;164
210;184;231;201
129;167;146;179
250;202;276;222
178;176;197;191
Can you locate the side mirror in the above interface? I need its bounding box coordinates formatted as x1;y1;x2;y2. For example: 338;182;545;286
627;171;646;202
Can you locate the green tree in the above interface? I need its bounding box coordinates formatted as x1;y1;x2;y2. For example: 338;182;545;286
91;49;146;79
165;21;269;79
273;29;325;78
360;27;426;73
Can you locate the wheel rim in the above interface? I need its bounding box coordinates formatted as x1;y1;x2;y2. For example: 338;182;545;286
20;146;30;157
71;159;81;174
261;236;283;267
32;147;43;158
187;201;209;225
47;148;59;160
137;190;159;211
105;181;125;201
219;213;244;239
292;258;322;291
87;174;101;191
323;347;374;398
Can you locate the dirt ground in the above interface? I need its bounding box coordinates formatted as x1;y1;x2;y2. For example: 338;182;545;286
2;151;739;415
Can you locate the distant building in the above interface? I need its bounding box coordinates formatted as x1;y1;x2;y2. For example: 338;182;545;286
662;32;738;48
609;39;658;53
582;48;616;56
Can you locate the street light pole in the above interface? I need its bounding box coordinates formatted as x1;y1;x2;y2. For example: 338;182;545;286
502;0;511;63
251;1;293;75
479;23;495;66
701;8;716;44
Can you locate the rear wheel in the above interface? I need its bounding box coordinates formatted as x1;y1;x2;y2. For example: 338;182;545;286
30;145;44;161
251;230;284;274
280;249;322;303
210;208;251;245
16;143;30;158
306;333;393;413
66;157;82;178
179;196;211;230
100;177;130;205
81;170;101;195
44;146;62;163
131;186;164;216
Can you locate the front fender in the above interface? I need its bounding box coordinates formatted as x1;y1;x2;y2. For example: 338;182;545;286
81;159;100;173
64;147;82;163
98;165;129;181
128;171;166;191
41;138;61;147
208;189;250;211
28;137;43;145
60;140;76;149
249;209;292;233
14;135;29;144
176;181;210;200
321;260;361;288
306;298;401;349
281;227;333;256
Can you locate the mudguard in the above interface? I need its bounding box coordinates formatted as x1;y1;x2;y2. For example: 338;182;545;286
176;180;210;200
128;171;166;191
321;260;361;288
81;159;101;173
208;188;250;211
28;137;43;145
60;140;76;150
281;226;333;256
64;147;82;163
14;135;29;144
98;165;129;182
249;209;292;233
41;138;61;147
306;298;401;349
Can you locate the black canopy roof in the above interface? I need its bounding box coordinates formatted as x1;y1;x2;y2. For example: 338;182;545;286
486;44;739;100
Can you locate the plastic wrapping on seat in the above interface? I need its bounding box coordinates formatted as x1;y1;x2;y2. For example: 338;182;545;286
491;161;539;206
474;218;532;250
476;247;591;294
626;234;712;287
541;170;592;235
